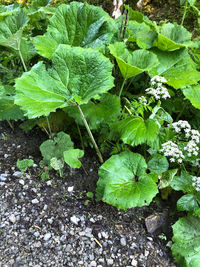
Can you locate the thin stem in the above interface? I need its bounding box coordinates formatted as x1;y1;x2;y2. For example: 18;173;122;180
181;163;187;172
17;39;27;72
76;122;84;151
119;77;127;98
76;103;103;163
175;102;188;121
7;120;14;131
181;1;188;26
124;105;133;116
46;117;52;139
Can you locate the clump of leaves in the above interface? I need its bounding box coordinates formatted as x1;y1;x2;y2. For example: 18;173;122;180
17;158;34;172
40;131;84;177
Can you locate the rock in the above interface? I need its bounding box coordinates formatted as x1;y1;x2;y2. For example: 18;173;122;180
106;259;114;265
13;171;23;178
47;218;53;224
0;175;7;182
120;237;126;246
9;214;16;224
131;259;138;266
32;199;39;204
34;232;40;238
70;215;80;225
43;233;51;241
68;186;74;192
90;261;97;267
19;179;25;186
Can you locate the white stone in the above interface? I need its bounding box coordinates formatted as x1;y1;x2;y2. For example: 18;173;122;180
131;259;138;266
70;215;80;225
107;259;113;265
67;186;74;192
9;214;16;224
19;179;25;186
32;199;39;204
43;233;51;241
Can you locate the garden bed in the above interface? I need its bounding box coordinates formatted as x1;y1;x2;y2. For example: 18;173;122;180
0;122;176;266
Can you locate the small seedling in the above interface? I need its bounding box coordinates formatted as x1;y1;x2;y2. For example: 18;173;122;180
17;159;34;172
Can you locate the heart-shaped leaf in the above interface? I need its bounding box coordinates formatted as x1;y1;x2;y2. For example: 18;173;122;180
155;23;192;51
63;149;84;168
34;2;116;58
149;48;200;89
96;151;158;210
0;10;29;51
109;42;158;79
111;116;159;147
15;44;114;118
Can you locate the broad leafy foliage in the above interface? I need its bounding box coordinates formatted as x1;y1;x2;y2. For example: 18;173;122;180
96;151;158;210
171;171;200;212
0;83;24;121
0;10;29;51
109;42;158;79
155;23;192;51
183;85;200;109
149;48;200;89
34;1;116;58
65;93;121;130
111;116;159;147
172;216;200;267
15;44;114;118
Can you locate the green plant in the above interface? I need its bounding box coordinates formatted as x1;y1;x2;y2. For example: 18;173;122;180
1;1;200;265
17;158;34;172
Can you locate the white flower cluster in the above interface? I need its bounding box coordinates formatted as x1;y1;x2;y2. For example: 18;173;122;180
138;96;147;105
171;120;191;134
170;120;200;159
192;176;200;191
145;76;170;100
184;140;199;157
160;141;185;163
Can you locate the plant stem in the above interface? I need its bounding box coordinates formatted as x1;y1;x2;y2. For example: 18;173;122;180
119;77;127;98
46;117;52;139
76;103;103;163
181;1;188;26
76;122;84;151
175;102;188;122
17;39;27;72
7;120;14;131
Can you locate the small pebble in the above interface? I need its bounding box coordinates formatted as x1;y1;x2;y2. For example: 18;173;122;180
32;199;39;204
43;233;51;241
9;214;16;224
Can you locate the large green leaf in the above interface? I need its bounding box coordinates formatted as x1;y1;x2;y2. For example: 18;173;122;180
111;116;159;147
155;23;192;51
109;42;158;79
128;21;157;49
64;93;121;130
15;44;114;118
149;48;200;89
96;151;158;210
172;216;200;267
170;171;194;193
34;2;116;59
0;10;29;51
177;194;200;212
0;3;20;20
183;85;200;109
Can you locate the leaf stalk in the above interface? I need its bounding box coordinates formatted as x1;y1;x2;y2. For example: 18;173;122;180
76;103;103;163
